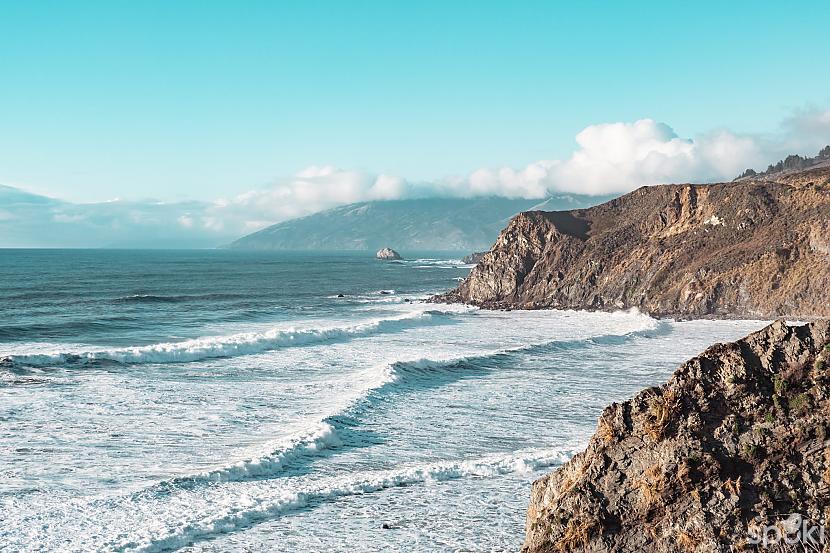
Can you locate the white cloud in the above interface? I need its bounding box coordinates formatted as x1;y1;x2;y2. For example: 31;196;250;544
203;110;829;231
779;106;830;156
5;108;828;246
468;119;771;196
208;168;412;233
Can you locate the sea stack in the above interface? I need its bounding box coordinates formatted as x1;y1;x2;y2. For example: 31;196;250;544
376;247;402;260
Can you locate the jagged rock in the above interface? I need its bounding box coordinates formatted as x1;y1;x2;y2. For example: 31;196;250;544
462;251;487;264
523;319;830;553
376;247;402;260
435;166;830;319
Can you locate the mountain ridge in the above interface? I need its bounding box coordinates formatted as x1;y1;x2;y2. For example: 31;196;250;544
227;195;611;252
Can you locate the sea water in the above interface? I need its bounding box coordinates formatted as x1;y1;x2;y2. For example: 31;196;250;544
0;250;767;552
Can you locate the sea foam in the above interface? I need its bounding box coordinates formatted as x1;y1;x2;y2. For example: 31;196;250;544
0;308;458;367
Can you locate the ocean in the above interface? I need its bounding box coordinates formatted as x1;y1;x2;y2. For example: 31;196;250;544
0;249;767;552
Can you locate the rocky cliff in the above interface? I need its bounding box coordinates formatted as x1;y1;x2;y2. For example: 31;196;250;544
438;165;830;319
523;319;830;552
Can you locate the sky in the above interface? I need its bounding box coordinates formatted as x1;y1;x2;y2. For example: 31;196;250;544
1;0;829;242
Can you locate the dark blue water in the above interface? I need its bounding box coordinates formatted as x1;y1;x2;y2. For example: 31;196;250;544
0;249;465;346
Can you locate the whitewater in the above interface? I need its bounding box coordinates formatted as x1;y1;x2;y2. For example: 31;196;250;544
0;250;767;552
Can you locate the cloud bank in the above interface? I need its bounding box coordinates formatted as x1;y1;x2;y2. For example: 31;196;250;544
3;107;828;247
214;107;830;229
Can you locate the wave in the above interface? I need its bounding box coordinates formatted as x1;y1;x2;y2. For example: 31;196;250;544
125;447;575;553
113;293;243;304
0;309;455;368
410;259;475;269
157;422;345;488
143;310;661;490
408;258;465;265
0;317;141;341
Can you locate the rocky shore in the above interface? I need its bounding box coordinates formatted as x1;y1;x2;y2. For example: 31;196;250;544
523;319;830;552
429;153;830;551
436;161;830;320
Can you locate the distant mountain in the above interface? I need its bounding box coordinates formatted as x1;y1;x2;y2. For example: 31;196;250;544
0;185;236;248
227;195;610;252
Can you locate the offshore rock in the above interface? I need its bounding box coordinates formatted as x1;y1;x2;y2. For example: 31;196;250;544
375;247;402;260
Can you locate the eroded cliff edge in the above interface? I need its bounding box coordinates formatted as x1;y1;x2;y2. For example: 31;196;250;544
523;319;830;552
436;166;830;319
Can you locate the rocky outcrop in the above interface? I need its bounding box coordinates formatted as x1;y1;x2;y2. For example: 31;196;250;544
462;251;487;264
523;319;830;553
376;247;402;260
437;167;830;319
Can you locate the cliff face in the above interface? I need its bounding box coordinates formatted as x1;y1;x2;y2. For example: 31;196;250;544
523;319;830;553
440;168;830;319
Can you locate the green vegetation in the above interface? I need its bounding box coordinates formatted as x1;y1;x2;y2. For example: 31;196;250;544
773;395;783;410
742;443;759;460
773;375;788;395
789;393;810;413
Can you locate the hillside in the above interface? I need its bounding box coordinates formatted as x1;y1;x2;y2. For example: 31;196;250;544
227;196;608;252
437;159;830;319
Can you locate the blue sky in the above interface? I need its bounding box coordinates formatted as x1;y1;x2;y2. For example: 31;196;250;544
1;0;829;204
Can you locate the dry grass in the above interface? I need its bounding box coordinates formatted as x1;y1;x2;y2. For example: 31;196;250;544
676;529;700;552
645;389;679;442
555;517;599;552
557;458;587;498
597;416;615;444
675;460;693;492
690;488;701;503
723;476;742;497
637;463;665;508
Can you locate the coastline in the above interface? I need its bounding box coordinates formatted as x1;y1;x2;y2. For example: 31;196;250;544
517;316;830;552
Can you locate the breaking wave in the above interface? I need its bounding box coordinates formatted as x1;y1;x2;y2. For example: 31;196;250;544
119;447;575;553
1;309;455;368
143;309;661;489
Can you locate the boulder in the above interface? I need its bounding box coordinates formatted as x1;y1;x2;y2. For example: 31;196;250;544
376;247;402;260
